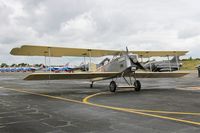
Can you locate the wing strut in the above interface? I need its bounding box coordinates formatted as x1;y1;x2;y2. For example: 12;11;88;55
148;53;152;72
48;47;51;73
167;55;172;72
175;53;180;70
88;49;92;71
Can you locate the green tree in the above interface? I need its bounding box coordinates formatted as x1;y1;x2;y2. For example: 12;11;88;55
1;63;8;67
10;64;17;67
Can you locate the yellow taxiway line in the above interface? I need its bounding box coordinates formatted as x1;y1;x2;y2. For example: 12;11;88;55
4;87;83;104
83;91;200;115
1;87;200;126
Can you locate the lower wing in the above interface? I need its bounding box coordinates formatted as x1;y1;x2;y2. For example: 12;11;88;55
24;71;189;80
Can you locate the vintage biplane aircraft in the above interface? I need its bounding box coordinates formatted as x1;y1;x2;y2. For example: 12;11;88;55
10;45;189;92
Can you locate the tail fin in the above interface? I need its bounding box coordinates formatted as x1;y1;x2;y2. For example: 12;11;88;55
65;62;70;67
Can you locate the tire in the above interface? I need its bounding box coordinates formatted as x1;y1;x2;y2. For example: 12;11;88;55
134;80;141;92
109;81;117;92
90;83;93;88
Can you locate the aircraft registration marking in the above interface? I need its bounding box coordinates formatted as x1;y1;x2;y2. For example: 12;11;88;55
1;87;200;126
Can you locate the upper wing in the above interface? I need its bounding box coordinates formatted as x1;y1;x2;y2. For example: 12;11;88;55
10;45;121;57
24;71;189;80
131;51;188;58
10;45;188;57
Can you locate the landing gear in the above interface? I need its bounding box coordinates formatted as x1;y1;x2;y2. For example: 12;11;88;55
134;80;141;92
90;70;142;92
109;81;117;92
108;71;142;92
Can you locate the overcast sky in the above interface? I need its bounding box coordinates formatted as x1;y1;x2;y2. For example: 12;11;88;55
1;0;200;65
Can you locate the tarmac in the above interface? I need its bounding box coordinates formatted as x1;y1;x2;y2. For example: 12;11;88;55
0;71;199;133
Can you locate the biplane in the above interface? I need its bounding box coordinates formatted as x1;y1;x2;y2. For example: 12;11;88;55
10;45;189;92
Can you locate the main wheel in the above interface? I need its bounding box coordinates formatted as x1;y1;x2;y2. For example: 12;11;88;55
134;80;141;91
109;81;117;92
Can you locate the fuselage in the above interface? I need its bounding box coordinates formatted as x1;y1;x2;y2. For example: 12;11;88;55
96;54;137;73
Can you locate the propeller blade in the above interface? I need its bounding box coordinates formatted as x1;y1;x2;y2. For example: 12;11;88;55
135;61;146;71
128;56;146;71
125;46;146;71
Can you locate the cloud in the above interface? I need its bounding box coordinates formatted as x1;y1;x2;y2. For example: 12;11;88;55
0;0;200;65
59;12;97;44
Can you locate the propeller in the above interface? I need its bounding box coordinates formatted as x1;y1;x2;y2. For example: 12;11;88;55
126;47;146;71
